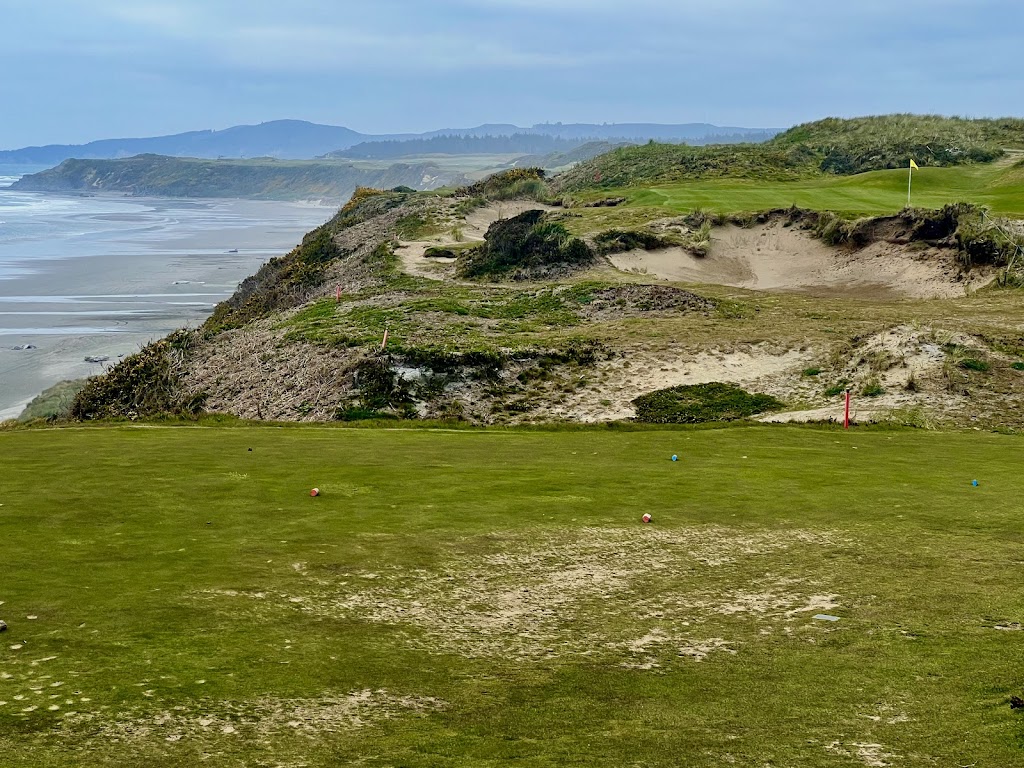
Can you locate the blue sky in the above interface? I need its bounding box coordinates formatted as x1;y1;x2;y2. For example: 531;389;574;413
1;0;1021;148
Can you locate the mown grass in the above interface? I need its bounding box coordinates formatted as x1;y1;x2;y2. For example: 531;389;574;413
623;163;1024;219
2;425;1024;766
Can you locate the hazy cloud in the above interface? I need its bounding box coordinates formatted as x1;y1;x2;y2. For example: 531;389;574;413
0;0;1020;146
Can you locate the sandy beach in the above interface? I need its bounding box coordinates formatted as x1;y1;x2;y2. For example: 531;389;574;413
0;191;334;419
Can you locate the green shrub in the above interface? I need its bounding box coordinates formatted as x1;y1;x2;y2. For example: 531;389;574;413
959;358;990;372
457;209;594;279
861;378;885;397
592;229;677;254
824;381;850;397
803;367;822;377
353;356;411;410
464;168;550;202
632;382;784;424
812;211;854;245
423;246;458;259
1012;362;1024;371
395;213;439;240
69;331;203;420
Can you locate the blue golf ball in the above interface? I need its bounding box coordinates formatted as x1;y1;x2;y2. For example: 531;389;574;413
671;455;678;462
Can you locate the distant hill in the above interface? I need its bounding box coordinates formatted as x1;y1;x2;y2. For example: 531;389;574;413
0;120;372;165
557;114;1024;191
10;155;469;200
0;121;776;166
328;134;590;160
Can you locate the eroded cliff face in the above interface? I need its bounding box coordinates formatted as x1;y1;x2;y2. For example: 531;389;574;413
11;156;467;200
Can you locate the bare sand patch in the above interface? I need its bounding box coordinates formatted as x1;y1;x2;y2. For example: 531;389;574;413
395;201;558;280
547;345;811;422
462;201;558;240
608;221;991;299
393;241;457;280
760;325;971;424
827;741;898;767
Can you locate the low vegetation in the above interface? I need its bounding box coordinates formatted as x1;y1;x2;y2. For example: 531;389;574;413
463;167;552;202
456;209;594;279
69;331;203;420
15;379;87;422
591;228;680;254
773;114;1021;174
204;224;348;333
632;382;784;423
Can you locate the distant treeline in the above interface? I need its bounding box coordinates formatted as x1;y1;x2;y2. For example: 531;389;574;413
331;134;593;159
332;131;775;160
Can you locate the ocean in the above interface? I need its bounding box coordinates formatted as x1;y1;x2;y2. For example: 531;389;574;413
0;165;334;419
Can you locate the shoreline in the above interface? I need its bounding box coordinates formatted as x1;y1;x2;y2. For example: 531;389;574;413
0;195;334;419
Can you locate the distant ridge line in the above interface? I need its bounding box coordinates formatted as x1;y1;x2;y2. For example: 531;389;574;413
0;120;779;166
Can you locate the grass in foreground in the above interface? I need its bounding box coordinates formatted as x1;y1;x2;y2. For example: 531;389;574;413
2;425;1024;766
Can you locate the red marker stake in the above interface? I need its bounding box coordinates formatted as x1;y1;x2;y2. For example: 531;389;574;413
336;285;341;303
844;390;851;430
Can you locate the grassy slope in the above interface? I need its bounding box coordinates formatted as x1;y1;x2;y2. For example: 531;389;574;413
616;162;1024;219
2;425;1024;766
557;115;1024;219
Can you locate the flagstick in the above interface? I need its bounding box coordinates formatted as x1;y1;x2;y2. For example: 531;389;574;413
907;164;913;208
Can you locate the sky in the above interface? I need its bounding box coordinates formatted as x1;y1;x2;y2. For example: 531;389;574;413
1;0;1022;148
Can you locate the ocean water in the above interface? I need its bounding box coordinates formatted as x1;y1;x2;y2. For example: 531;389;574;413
0;166;335;417
0;167;323;280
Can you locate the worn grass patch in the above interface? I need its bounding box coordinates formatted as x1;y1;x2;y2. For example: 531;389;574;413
2;425;1024;766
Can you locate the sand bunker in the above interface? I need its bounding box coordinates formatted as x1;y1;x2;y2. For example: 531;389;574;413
608;221;992;299
547;346;811;423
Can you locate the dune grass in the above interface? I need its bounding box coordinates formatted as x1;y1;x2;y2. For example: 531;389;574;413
1;424;1024;766
625;163;1024;218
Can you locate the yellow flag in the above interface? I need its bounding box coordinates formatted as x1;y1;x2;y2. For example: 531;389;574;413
910;159;919;169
